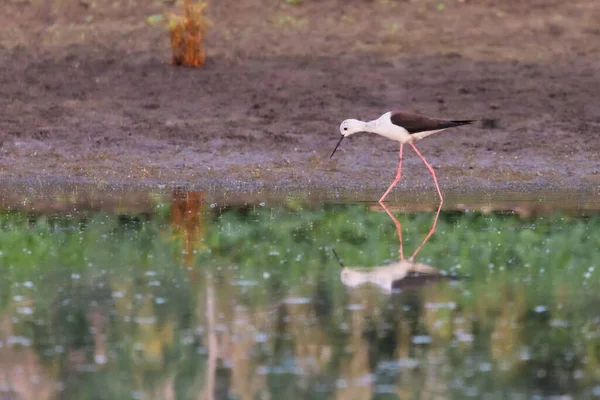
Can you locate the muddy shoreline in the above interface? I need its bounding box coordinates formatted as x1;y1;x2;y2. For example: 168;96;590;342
1;178;599;214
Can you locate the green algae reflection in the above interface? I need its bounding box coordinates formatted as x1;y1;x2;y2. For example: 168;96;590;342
1;191;600;399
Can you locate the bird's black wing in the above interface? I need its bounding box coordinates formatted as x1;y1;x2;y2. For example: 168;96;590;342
390;111;473;134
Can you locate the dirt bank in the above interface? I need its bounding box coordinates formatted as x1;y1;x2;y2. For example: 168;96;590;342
1;0;599;198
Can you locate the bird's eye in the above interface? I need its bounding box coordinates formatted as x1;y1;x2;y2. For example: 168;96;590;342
343;127;348;131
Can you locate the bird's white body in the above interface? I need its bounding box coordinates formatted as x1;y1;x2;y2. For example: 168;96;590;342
364;112;412;142
342;112;410;143
341;112;445;143
340;261;444;294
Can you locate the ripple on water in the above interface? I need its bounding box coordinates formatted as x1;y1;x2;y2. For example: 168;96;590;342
254;332;269;343
377;358;420;372
17;307;33;315
375;384;396;394
133;316;157;324
425;301;456;310
550;319;569;327
7;336;32;346
346;303;364;310
256;365;301;375
479;362;492;372
233;279;259;287
412;335;433;345
455;329;474;343
282;297;311;305
534;305;549;313
353;374;374;387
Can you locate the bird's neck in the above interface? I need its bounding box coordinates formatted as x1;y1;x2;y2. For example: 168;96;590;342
363;118;381;133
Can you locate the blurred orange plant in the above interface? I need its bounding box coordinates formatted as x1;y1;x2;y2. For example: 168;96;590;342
168;0;209;67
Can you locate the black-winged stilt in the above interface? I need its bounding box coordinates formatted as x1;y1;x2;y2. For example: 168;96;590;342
330;111;473;203
334;248;446;293
331;202;454;293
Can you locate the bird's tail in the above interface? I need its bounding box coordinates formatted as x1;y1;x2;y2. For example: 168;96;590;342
411;119;474;140
450;120;475;126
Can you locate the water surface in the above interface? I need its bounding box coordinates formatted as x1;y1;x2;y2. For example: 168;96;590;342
1;188;600;399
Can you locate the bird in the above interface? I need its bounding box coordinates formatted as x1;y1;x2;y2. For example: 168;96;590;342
331;248;458;294
329;199;464;294
330;111;474;203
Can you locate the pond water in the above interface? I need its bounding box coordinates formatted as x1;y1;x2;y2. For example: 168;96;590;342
1;187;600;399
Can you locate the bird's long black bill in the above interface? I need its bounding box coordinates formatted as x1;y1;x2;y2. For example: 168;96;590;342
330;247;345;268
330;135;345;158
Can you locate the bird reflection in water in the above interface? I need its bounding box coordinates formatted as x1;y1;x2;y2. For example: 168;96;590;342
336;201;459;293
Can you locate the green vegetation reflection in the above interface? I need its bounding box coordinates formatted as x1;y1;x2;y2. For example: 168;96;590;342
1;191;600;399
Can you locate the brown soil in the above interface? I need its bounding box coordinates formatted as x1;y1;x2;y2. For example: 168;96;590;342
1;0;599;199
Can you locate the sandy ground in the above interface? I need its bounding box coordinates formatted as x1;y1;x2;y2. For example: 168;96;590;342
1;0;600;199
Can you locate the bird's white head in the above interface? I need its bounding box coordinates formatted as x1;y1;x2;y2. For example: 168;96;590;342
340;268;369;288
339;119;366;137
330;119;367;158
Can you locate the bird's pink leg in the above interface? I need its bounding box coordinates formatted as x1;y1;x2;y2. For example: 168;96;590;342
379;202;404;261
378;143;404;203
409;200;442;261
409;142;444;203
